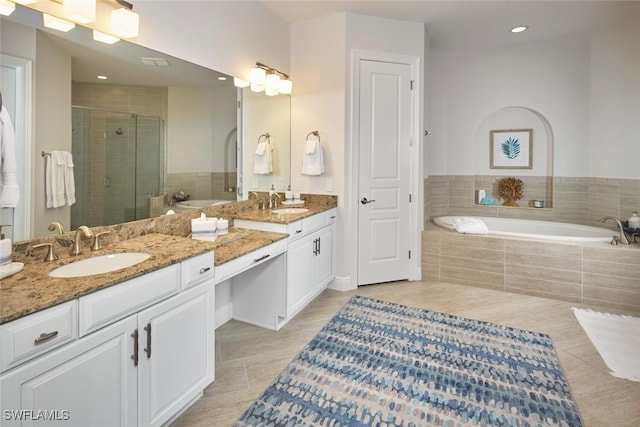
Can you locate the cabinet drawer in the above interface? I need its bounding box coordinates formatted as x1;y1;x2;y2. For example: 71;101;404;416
79;264;179;336
0;300;77;372
215;239;287;284
181;251;215;289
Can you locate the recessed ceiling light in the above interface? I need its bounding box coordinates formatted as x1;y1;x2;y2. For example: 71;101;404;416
97;75;108;80
217;76;227;81
510;25;528;34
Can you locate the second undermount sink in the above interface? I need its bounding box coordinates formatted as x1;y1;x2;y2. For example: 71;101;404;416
271;208;309;214
49;252;151;278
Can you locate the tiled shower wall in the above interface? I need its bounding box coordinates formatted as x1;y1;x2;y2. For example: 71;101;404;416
165;172;238;202
424;175;640;228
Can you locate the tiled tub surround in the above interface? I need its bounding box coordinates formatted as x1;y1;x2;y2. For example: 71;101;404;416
422;225;640;313
425;175;640;227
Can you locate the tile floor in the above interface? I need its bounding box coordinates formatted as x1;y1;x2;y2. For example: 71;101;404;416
171;281;640;427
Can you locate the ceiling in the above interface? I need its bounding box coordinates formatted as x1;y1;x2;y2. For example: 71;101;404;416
259;0;640;51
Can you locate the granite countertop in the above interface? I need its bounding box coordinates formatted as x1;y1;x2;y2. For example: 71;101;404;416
1;230;287;325
232;204;335;224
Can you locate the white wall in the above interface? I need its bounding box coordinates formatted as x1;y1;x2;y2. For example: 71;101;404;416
135;1;291;82
589;19;640;179
34;31;72;237
426;32;590;178
291;13;424;288
426;16;640;180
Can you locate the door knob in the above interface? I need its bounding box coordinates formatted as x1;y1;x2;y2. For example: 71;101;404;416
360;198;376;205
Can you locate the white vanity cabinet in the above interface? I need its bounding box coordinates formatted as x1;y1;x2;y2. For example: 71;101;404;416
0;252;215;427
235;209;336;325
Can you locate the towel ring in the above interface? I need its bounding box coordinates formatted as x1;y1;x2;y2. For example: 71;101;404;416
306;130;319;141
258;133;270;143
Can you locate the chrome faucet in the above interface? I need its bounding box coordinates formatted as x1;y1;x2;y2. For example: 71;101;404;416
71;226;94;255
48;221;65;235
269;192;280;209
599;216;630;245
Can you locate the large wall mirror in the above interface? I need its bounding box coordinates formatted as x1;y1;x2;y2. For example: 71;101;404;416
1;4;290;240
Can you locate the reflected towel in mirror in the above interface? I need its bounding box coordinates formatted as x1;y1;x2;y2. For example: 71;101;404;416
253;140;272;175
46;151;76;208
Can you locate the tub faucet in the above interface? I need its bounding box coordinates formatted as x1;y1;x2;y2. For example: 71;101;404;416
599;216;630;245
71;226;94;255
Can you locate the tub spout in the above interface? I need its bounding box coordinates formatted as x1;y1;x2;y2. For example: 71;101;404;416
599;216;630;245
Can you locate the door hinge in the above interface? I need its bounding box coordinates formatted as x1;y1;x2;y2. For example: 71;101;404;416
408;250;411;259
409;194;412;203
410;80;414;90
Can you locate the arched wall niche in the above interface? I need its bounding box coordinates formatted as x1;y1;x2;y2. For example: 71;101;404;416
474;106;554;208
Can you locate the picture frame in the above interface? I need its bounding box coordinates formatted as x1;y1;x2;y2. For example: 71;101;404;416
490;129;532;169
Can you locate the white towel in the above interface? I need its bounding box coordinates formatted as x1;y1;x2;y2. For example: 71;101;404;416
253;140;272;175
0;106;20;207
45;150;76;208
304;139;317;155
302;140;324;176
453;217;488;235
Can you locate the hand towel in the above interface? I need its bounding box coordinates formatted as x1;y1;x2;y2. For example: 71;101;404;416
302;140;324;176
304;139;317;155
45;150;76;208
453;217;488;235
0;106;20;207
253;140;272;175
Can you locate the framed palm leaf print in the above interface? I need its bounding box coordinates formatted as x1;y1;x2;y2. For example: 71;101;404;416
490;129;532;169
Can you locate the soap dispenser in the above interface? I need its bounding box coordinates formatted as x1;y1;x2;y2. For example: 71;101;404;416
0;224;12;266
628;212;640;229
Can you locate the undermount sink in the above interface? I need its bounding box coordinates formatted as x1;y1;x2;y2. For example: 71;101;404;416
49;252;151;278
271;208;309;214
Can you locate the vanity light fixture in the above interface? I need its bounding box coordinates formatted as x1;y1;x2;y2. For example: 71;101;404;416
234;78;250;88
0;0;15;16
43;13;76;32
510;25;528;33
63;0;96;24
111;0;139;39
247;62;292;95
93;30;120;44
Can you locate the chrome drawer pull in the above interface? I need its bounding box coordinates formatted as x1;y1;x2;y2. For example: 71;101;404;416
253;254;270;263
199;267;211;274
34;331;59;345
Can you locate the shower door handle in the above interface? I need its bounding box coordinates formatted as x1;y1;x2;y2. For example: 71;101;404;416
360;197;375;205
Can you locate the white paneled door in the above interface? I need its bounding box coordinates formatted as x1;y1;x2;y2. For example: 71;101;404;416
357;59;412;285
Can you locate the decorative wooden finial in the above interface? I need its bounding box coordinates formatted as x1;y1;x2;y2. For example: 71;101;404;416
497;177;524;207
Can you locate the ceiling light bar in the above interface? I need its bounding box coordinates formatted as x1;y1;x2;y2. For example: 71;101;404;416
63;0;96;24
0;0;15;16
510;25;528;33
43;13;76;32
93;29;119;44
245;62;292;95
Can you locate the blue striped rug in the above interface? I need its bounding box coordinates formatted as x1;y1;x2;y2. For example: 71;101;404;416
234;295;582;426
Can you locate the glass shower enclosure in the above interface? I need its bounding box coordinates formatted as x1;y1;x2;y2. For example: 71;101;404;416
71;107;164;229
